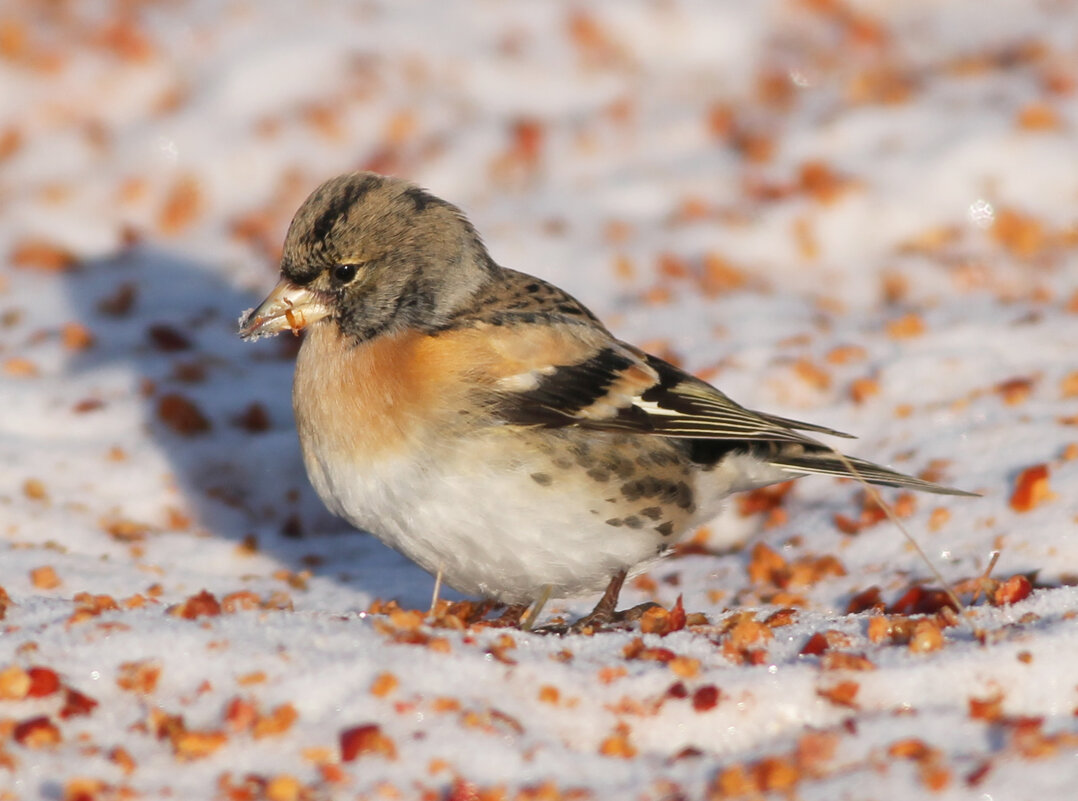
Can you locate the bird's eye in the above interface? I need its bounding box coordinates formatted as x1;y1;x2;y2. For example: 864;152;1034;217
332;264;358;284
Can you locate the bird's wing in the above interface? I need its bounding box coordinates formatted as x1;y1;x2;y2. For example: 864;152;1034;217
491;333;851;444
481;323;976;497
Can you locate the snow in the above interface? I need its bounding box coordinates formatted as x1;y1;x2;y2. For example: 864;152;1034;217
2;1;1077;798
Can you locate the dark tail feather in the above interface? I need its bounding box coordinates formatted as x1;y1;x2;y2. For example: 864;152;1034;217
769;450;979;497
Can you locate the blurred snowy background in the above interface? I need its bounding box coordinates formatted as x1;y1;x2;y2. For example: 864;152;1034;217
1;1;1077;799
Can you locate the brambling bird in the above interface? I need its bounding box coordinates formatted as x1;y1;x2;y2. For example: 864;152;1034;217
240;172;975;631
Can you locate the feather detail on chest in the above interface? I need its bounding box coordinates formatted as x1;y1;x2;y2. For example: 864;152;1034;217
293;324;459;462
293;320;609;462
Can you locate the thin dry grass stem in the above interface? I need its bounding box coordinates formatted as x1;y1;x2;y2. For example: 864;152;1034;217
825;446;969;621
969;550;1002;604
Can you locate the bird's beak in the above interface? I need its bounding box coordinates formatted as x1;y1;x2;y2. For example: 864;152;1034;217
238;278;331;341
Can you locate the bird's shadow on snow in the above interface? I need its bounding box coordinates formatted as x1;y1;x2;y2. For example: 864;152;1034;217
63;244;453;610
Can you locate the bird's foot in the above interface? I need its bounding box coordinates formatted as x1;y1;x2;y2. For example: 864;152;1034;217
531;569;661;634
485;603;529;628
535;601;661;635
612;601;661;624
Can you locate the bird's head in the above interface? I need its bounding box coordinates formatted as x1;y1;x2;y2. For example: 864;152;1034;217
239;172;493;343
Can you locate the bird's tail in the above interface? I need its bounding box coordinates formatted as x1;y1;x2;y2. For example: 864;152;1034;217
769;448;979;497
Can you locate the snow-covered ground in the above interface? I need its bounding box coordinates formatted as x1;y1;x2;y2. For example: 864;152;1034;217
2;1;1077;798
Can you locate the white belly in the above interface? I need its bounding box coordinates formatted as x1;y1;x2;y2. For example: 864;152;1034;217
300;429;669;604
288;323;793;605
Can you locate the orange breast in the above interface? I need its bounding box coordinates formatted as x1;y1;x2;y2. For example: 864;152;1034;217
295;325;460;462
292;319;605;463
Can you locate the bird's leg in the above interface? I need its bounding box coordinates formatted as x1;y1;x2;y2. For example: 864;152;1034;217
427;569;444;617
572;569;627;631
520;585;553;631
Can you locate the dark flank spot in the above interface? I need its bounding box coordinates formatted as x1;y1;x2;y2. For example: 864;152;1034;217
620;477;696;513
573;445;594;468
619;476;663;502
622;516;644;529
556;303;582;316
608;455;636;480
674;481;694;511
587;468;610;483
533;439;555;455
530;472;553;487
636;450;680;469
657;521;675;537
640;506;663;520
655;451;680;467
605;518;624;527
524;283;541;293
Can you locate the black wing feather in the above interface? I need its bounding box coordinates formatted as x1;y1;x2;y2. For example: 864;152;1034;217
492;346;976;496
494;348;834;444
494;347;652;430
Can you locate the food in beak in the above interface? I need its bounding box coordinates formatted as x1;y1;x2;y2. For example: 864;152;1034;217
238;279;330;341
